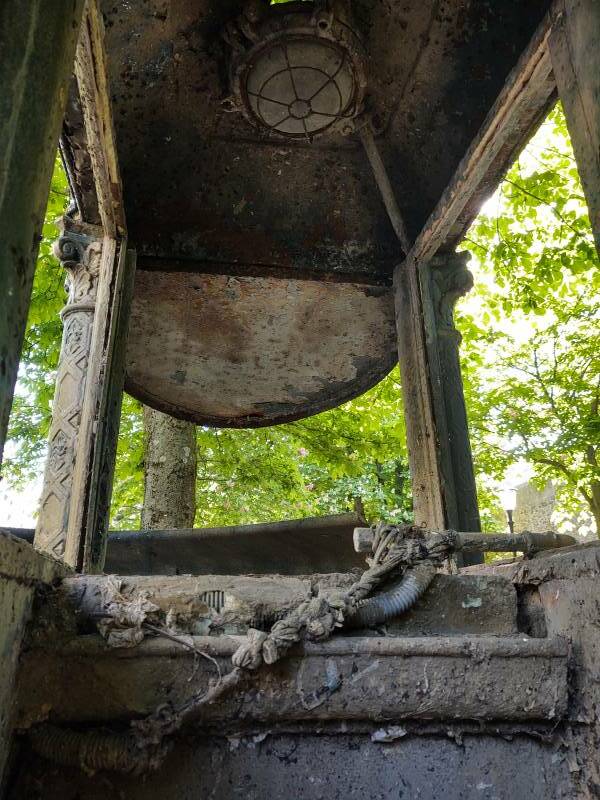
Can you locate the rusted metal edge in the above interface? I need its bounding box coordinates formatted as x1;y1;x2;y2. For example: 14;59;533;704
124;349;398;430
112;511;365;542
3;511;364;546
406;4;558;265
136;255;393;286
3;511;367;575
73;0;125;237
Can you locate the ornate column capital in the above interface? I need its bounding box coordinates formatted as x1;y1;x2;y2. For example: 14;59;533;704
430;251;473;342
53;221;103;314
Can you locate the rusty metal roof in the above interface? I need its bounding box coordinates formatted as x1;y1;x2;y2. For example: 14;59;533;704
63;0;553;426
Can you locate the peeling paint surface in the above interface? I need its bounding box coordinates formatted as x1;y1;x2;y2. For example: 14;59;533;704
126;270;397;425
66;0;555;424
96;0;550;268
462;596;483;609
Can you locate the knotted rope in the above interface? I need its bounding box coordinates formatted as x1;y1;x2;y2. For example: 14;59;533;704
31;524;451;774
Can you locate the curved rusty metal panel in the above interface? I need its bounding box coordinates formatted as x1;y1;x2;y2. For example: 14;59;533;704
125;270;397;426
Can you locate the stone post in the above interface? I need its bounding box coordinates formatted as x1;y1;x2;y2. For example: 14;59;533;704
428;251;481;535
34;220;103;559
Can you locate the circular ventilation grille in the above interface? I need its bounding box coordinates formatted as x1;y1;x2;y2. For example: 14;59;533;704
228;3;366;140
243;37;358;137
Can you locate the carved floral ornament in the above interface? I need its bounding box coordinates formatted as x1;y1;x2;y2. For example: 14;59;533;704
53;229;103;308
430;252;474;337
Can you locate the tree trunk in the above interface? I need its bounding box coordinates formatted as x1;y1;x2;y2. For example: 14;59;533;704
142;406;197;529
590;480;600;539
586;435;599;538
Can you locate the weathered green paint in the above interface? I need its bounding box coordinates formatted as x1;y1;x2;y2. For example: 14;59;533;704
80;249;137;573
0;0;85;466
426;253;482;537
395;251;481;565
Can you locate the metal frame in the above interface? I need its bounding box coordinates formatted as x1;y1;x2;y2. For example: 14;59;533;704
6;0;600;573
33;0;132;572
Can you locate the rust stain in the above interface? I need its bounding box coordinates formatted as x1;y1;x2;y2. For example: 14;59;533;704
126;270;396;427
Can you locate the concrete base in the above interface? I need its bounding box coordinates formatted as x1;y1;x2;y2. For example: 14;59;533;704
0;534;66;792
16;635;568;727
5;536;600;799
10;732;574;800
386;572;517;636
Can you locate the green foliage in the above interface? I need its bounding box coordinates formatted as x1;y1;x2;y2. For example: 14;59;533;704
460;104;600;530
3;156;68;486
109;393;146;529
5;104;598;535
189;371;410;527
108;370;411;529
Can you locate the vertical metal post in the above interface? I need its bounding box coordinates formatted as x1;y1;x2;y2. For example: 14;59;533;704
0;0;86;467
550;0;600;256
359;122;481;539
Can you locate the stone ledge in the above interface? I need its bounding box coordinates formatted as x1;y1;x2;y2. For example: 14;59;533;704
462;540;600;585
0;531;69;788
17;634;568;728
39;571;517;639
0;531;68;586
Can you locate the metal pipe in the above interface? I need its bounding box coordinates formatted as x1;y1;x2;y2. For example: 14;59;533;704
357;122;412;254
346;563;436;628
353;527;577;555
455;531;577;555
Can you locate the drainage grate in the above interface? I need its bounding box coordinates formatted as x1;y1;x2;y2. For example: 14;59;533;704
199;590;226;613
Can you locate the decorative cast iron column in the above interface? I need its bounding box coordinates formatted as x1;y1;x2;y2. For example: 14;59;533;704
428;251;481;535
34;220;103;559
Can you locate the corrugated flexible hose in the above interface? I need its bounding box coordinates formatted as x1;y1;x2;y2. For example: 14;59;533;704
28;561;436;773
29;724;162;775
346;563;436;629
